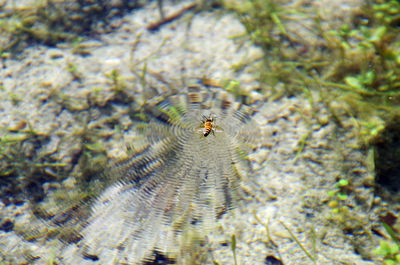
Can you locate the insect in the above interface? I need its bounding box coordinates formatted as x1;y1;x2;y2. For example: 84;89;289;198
197;114;223;137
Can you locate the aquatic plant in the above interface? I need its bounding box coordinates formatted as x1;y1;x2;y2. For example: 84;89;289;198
231;234;238;265
0;125;68;202
223;0;400;147
220;1;400;262
0;0;142;54
375;240;400;265
327;179;349;214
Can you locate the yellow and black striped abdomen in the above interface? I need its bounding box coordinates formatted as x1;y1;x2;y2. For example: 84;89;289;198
203;120;213;137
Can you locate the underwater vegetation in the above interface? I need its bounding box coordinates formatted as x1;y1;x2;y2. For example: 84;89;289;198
0;0;143;55
221;0;400;262
54;84;261;264
0;123;69;204
224;0;400;144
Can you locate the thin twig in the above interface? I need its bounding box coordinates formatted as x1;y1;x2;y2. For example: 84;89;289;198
147;2;198;31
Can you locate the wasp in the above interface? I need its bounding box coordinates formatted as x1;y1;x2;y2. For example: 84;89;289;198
197;114;223;137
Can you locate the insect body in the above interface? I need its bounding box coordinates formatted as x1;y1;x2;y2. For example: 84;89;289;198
198;114;223;137
203;116;214;137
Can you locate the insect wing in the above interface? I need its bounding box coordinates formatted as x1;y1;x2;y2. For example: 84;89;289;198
214;125;224;133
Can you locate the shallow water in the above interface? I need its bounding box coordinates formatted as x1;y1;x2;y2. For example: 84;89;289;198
0;1;397;264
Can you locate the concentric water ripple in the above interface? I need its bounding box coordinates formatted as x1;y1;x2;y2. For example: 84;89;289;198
61;84;261;264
